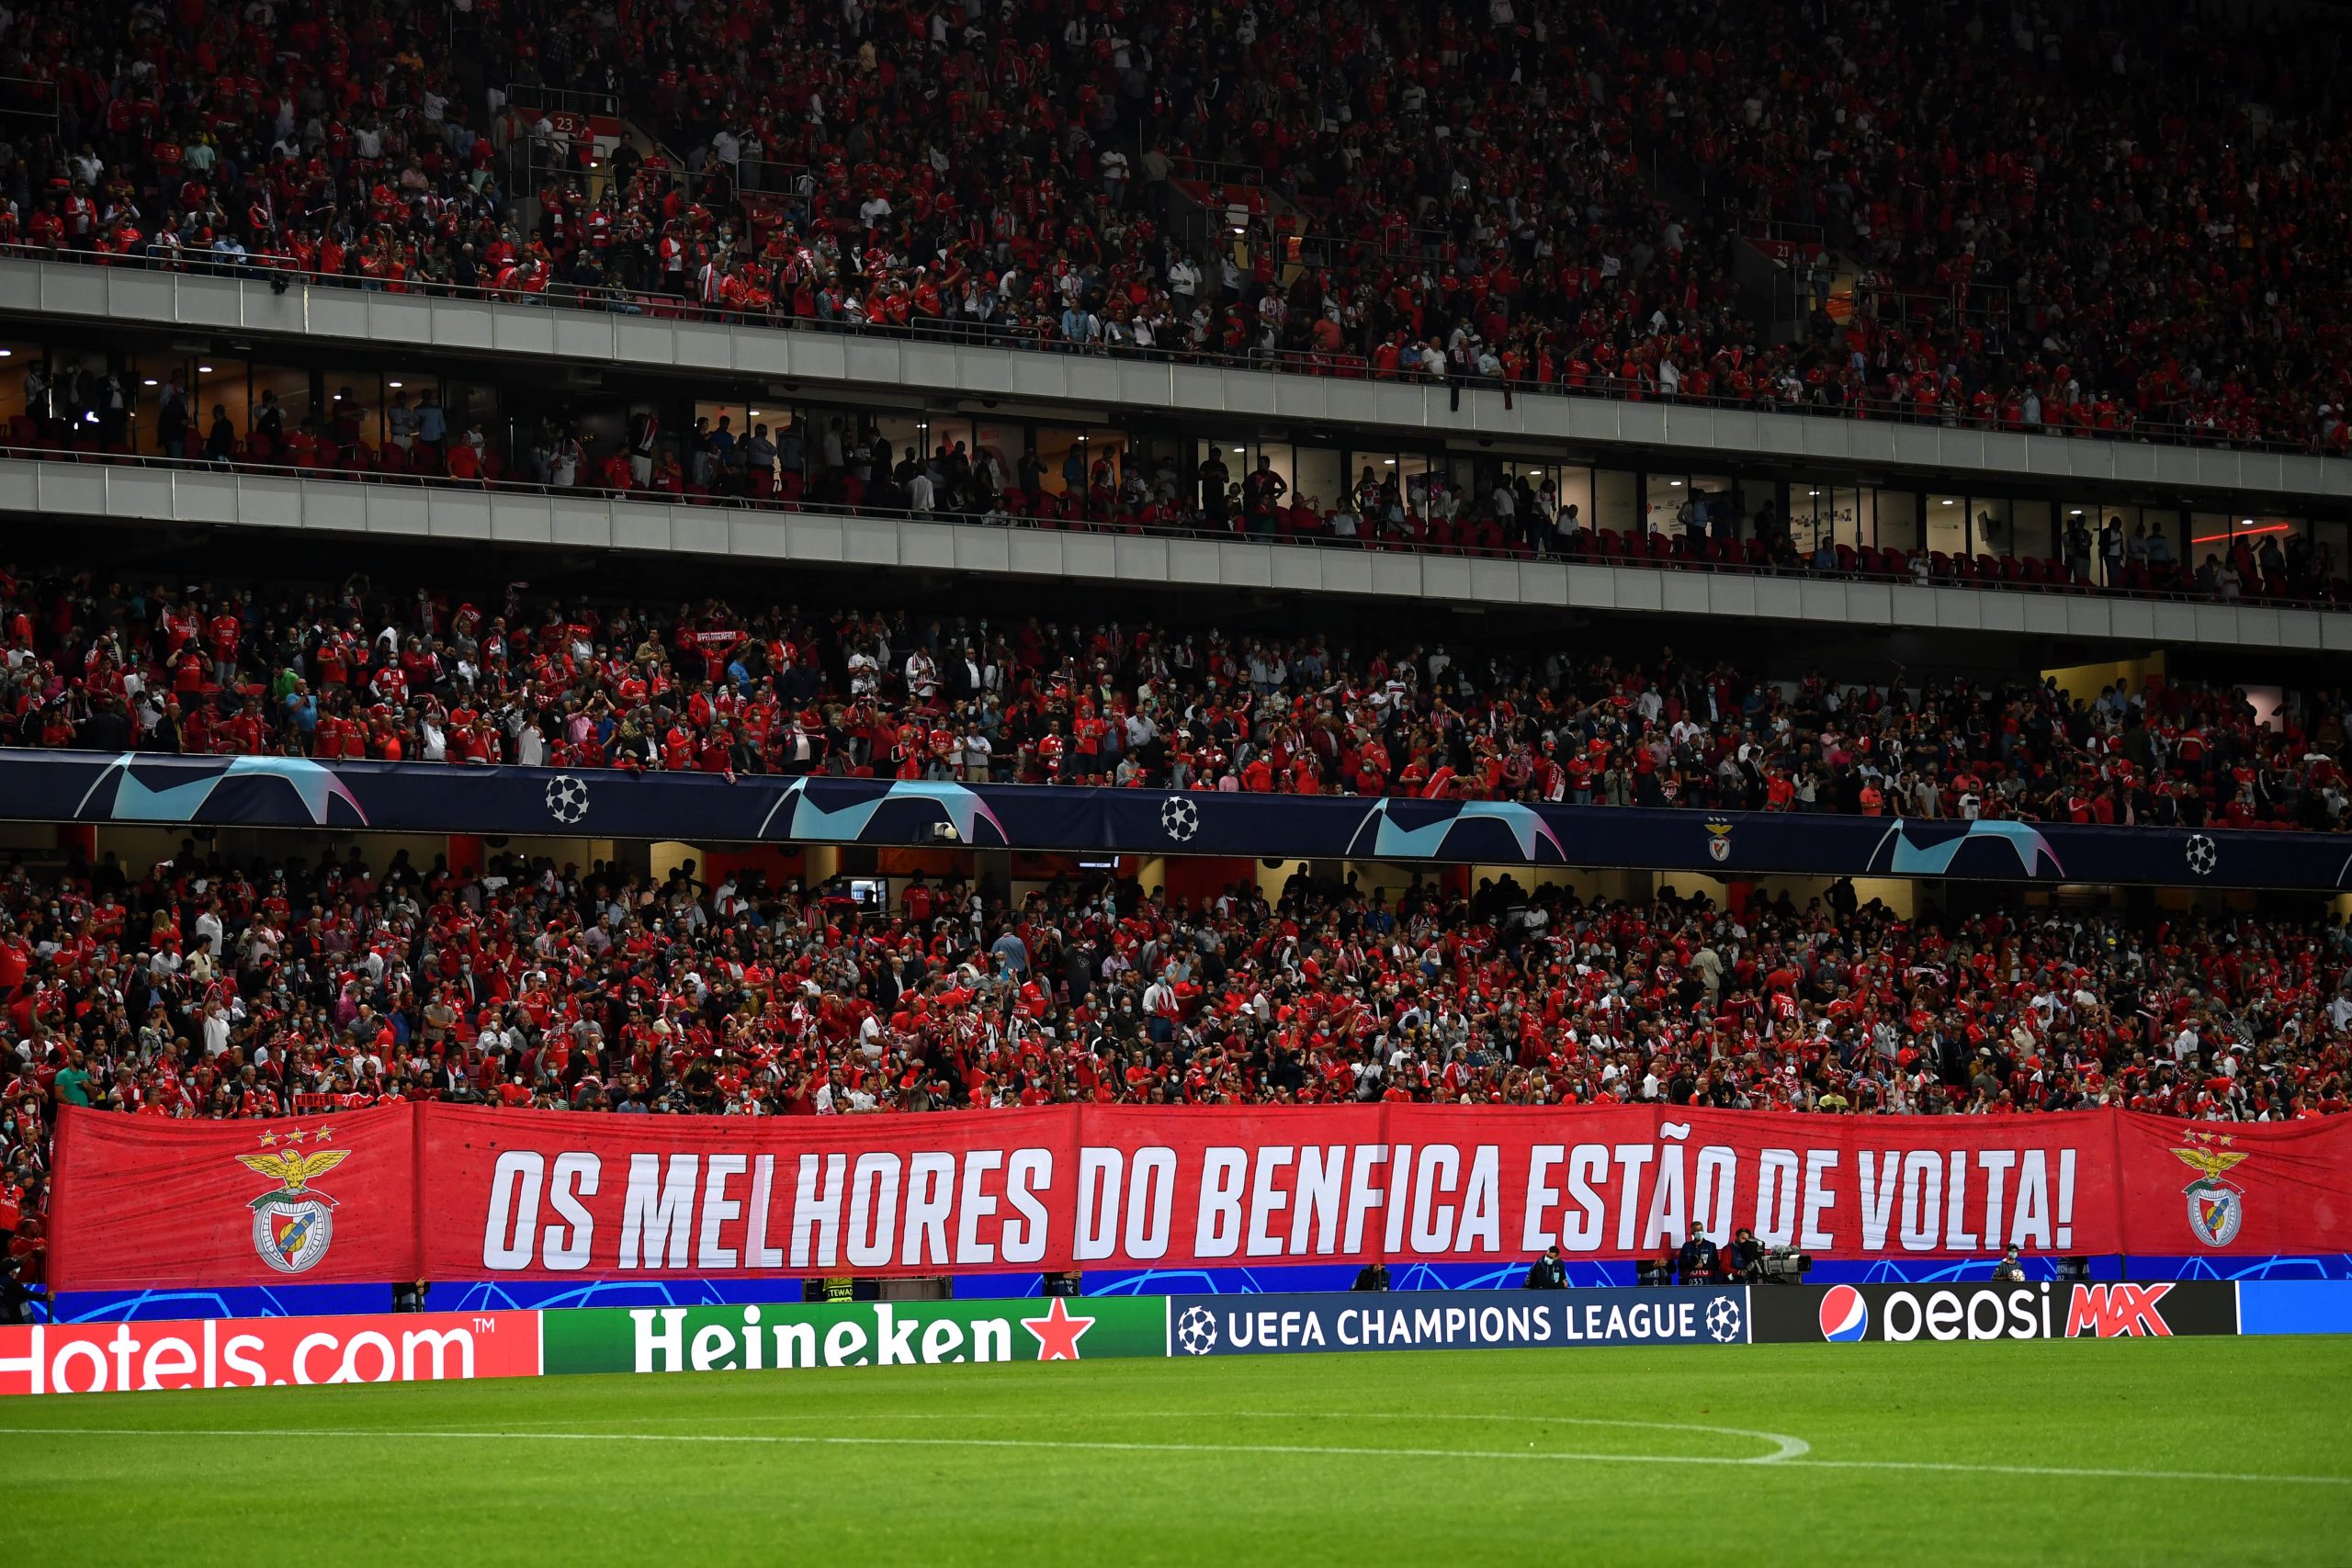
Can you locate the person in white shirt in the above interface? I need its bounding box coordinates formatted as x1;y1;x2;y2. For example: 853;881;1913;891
905;649;940;705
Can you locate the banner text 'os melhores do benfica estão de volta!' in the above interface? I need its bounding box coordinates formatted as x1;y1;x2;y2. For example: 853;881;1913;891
42;1103;2352;1291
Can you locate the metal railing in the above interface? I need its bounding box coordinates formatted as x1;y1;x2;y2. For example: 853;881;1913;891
2;243;2344;461
1;439;2338;613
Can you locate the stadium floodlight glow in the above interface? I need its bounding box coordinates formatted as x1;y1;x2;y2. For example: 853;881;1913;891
142;378;157;387
198;365;212;373
0;348;12;356
388;380;402;389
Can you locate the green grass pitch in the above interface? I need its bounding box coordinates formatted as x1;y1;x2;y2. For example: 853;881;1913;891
5;1337;2349;1565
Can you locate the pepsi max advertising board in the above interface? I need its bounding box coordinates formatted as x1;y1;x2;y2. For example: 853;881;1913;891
1164;1288;1753;1357
1750;1281;2241;1344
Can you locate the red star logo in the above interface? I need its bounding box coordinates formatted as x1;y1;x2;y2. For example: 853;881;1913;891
1020;1297;1096;1361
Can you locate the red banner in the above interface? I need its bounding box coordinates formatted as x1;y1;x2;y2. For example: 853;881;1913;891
49;1103;418;1292
45;1105;2352;1290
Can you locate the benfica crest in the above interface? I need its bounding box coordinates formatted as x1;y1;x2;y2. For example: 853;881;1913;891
2171;1130;2248;1248
1704;820;1734;863
237;1129;351;1274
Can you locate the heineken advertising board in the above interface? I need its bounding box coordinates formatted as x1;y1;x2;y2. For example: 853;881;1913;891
540;1297;1170;1376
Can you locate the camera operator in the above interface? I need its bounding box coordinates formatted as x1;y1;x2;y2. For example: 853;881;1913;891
1673;1225;1722;1285
1725;1226;1764;1282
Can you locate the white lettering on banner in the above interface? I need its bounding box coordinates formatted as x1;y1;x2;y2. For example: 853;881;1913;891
2057;1147;2078;1248
547;1151;601;1269
1523;1147;1563;1251
1075;1149;1121;1262
1643;1143;1687;1250
1458;1145;1502;1253
742;1155;784;1269
956;1150;1002;1266
1292;1145;1346;1256
2013;1149;2053;1249
1246;1145;1295;1258
1002;1149;1051;1265
1755;1148;1799;1247
1382;1145;1415;1256
1900;1149;1944;1253
1125;1148;1174;1260
222;1334;265;1386
770;1321;818;1368
1409;1144;1459;1253
1694;1146;1737;1242
399;1328;476;1382
1801;1150;1839;1249
874;1304;920;1366
1945;1152;1979;1250
901;1153;956;1268
1979;1148;2015;1247
1858;1151;1900;1251
483;1149;544;1269
1341;1144;1388;1255
696;1155;748;1270
791;1152;847;1269
846;1153;904;1270
1196;1147;1248;1258
618;1154;699;1269
1611;1145;1654;1251
1561;1145;1609;1252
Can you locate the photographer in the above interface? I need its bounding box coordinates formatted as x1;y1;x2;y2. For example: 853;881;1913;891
1351;1258;1391;1292
1725;1226;1765;1283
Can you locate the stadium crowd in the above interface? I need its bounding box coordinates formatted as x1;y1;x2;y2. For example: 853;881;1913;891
4;0;2350;452
3;567;2349;830
5;845;2350;1293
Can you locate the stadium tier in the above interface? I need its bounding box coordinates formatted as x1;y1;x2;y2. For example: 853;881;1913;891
0;565;2344;829
7;0;2352;454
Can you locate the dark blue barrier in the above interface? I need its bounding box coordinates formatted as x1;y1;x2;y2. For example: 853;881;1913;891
47;1254;2352;1322
1163;1287;1752;1355
5;749;2347;890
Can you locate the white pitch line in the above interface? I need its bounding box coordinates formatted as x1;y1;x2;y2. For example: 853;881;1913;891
0;1425;2343;1487
521;1408;1811;1461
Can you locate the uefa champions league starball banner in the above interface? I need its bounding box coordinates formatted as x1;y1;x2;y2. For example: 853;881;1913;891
0;748;2346;890
43;1105;2352;1292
